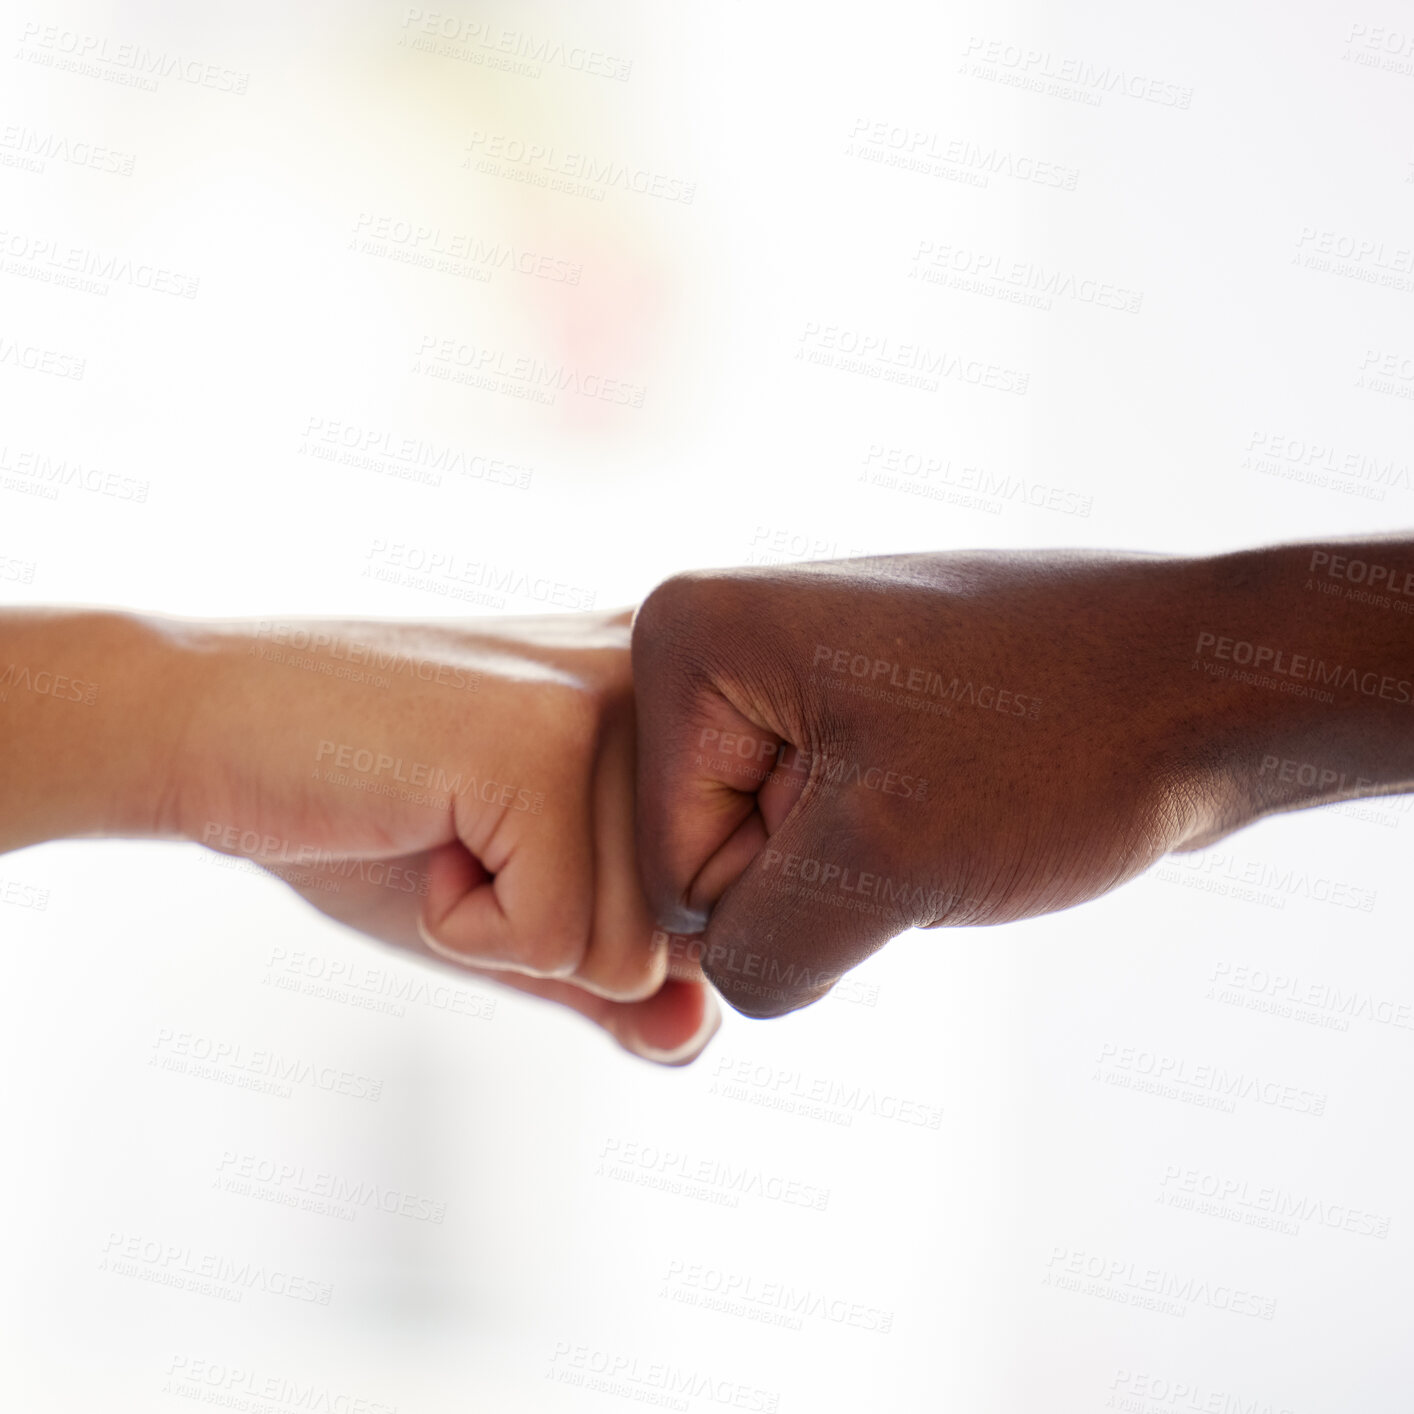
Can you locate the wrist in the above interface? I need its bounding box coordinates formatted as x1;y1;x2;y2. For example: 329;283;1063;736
91;610;204;841
1171;541;1414;838
0;608;198;849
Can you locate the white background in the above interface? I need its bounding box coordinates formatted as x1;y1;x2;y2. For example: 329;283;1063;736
3;1;1414;1410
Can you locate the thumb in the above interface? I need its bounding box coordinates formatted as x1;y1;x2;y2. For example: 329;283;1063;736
691;800;906;1018
632;578;807;936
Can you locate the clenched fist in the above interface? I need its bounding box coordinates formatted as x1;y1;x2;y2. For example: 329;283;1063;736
0;607;719;1064
632;543;1414;1016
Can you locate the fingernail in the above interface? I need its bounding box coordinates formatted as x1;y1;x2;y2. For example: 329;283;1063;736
657;901;709;934
417;917;507;971
417;918;575;978
632;992;722;1067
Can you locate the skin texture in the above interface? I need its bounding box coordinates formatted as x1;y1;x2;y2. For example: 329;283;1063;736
0;607;717;1065
632;542;1414;1017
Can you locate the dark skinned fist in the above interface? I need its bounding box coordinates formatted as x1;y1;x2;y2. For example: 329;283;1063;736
631;545;1414;1016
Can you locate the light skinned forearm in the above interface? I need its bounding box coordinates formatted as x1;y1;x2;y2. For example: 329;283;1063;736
0;608;193;854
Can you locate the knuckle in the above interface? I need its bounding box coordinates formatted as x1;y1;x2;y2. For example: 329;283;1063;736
633;572;735;674
635;571;711;640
